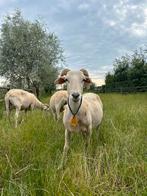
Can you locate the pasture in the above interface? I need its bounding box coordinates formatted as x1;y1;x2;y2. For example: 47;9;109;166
0;93;146;195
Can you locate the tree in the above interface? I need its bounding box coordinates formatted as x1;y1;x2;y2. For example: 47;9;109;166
0;10;64;94
105;48;147;91
128;50;147;86
105;72;114;87
113;55;130;83
89;82;96;91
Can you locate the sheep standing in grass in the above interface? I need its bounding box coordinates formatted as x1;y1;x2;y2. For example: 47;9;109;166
55;69;103;168
5;89;49;128
49;90;68;120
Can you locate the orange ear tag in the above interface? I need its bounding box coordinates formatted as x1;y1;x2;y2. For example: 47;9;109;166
70;116;78;127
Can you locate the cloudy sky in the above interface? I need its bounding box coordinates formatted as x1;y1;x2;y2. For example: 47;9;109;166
0;0;147;85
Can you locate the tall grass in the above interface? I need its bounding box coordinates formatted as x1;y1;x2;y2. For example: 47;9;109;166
0;93;146;195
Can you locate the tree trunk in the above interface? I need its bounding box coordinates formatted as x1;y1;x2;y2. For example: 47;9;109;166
26;76;31;89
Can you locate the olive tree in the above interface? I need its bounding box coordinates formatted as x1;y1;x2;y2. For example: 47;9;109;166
0;10;64;95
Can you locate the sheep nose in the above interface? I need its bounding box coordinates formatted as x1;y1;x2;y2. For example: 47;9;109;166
72;92;80;99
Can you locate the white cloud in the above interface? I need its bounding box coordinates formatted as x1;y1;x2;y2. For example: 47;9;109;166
78;3;90;11
99;1;147;37
89;64;113;85
100;65;113;71
57;0;74;11
113;0;128;22
129;23;147;37
104;19;117;27
0;0;17;6
127;6;147;37
92;78;105;86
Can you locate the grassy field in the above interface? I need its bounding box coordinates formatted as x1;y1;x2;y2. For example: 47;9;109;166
0;93;146;195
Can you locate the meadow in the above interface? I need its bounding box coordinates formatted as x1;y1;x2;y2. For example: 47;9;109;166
0;93;146;195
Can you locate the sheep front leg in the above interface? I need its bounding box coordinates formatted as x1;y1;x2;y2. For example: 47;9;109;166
59;129;71;169
50;108;57;120
53;110;57;121
83;125;92;153
6;108;11;123
56;106;60;120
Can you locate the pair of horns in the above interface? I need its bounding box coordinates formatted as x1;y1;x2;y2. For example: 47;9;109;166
60;68;89;77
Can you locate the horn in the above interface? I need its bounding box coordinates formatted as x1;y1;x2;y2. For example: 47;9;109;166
80;69;89;77
60;68;70;76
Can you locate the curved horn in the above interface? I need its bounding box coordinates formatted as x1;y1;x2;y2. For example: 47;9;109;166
80;69;89;77
60;68;70;76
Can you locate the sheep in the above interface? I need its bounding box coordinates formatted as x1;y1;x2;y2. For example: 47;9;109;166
55;69;103;168
49;90;68;120
5;89;49;128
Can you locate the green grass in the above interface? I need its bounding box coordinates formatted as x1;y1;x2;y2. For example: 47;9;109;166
0;93;146;195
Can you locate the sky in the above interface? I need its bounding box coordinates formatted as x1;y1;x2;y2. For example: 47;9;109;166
0;0;147;86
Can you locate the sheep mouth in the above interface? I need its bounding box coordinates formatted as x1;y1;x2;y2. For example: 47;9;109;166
72;98;80;103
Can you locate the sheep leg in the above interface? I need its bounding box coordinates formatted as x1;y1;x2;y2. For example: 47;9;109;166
20;110;27;124
51;108;57;120
50;107;57;120
84;126;92;153
53;111;57;121
6;106;10;118
5;99;11;123
6;107;11;123
59;129;71;169
56;106;60;120
15;108;20;128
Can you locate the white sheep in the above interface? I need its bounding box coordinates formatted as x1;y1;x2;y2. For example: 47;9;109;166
5;89;49;128
49;90;68;120
55;69;103;168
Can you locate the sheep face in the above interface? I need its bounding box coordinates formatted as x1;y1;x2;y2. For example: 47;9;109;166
55;69;92;110
66;71;85;103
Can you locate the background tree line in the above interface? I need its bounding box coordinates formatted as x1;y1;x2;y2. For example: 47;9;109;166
0;10;64;97
105;48;147;92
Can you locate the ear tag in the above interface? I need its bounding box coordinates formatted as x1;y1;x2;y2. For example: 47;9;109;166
70;116;78;127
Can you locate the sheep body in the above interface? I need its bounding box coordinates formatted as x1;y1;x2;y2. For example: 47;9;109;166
63;93;103;132
55;69;103;168
49;90;68;120
5;89;48;127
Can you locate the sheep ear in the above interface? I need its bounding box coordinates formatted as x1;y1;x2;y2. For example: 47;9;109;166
55;68;70;84
84;77;92;84
54;76;65;84
80;69;92;84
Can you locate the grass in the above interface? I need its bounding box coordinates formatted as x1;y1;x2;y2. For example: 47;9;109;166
0;93;146;195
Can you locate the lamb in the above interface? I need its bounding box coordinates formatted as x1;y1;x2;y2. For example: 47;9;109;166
5;89;49;128
49;90;68;120
55;69;103;168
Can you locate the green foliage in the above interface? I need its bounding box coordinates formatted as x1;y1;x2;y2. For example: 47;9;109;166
0;93;146;195
89;82;96;91
105;72;115;87
114;55;130;82
105;49;147;90
0;10;64;90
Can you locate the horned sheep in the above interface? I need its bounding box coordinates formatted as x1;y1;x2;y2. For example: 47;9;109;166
55;69;103;168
